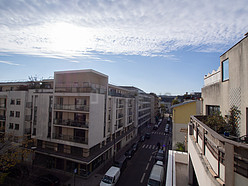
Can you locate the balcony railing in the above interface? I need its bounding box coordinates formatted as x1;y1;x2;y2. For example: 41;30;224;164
53;133;88;144
25;115;32;121
0;104;6;109
54;104;89;112
0;115;6;120
54;119;89;128
189;115;248;184
55;86;106;94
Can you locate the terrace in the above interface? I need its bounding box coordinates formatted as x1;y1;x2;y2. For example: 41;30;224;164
188;115;248;185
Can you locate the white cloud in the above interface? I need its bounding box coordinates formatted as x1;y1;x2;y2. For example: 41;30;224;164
0;0;247;59
0;60;20;66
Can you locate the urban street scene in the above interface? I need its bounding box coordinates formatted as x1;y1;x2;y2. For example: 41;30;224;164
0;0;248;186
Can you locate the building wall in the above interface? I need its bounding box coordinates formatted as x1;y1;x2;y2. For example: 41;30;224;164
33;93;51;140
88;93;105;148
173;101;196;124
202;36;248;136
6;91;27;140
172;101;200;149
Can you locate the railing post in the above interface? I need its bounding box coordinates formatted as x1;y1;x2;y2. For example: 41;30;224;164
202;129;206;155
225;143;234;186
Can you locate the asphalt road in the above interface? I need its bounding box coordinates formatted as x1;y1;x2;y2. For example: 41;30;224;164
117;118;172;186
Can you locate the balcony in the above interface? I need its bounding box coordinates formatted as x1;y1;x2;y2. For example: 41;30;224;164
54;104;89;112
55;84;106;94
0;104;6;109
0;115;6;121
188;115;248;185
53;133;88;144
54;119;89;129
25;115;32;121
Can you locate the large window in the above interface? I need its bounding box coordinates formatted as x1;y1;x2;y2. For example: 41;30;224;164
222;59;229;81
206;105;220;116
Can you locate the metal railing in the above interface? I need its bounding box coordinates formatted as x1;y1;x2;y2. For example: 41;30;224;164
0;115;6;120
189;115;248;182
54;119;89;128
54;104;89;112
53;133;88;144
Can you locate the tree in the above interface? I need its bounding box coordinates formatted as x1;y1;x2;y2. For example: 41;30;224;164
226;106;241;137
0;131;34;172
172;97;179;105
175;142;185;152
204;111;226;133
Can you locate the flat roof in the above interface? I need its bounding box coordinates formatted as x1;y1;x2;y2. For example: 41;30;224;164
54;69;108;78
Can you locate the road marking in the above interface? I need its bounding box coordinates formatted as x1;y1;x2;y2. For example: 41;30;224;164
149;145;152;149
152;145;155;149
146;163;150;170
140;173;146;183
142;144;145;148
149;156;152;162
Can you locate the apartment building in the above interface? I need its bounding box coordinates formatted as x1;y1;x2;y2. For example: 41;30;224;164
202;33;248;136
0;69;150;177
187;34;248;186
171;100;201;150
121;86;153;133
150;93;160;124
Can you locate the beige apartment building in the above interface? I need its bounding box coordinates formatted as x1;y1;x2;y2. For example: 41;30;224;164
0;69;156;177
187;34;248;186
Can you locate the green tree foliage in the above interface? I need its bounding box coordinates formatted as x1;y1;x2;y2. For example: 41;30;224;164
0;132;34;172
226;105;241;137
172;97;179;105
204;111;226;133
175;142;185;152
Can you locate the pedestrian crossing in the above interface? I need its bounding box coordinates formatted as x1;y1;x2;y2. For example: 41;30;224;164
151;131;166;135
142;144;166;150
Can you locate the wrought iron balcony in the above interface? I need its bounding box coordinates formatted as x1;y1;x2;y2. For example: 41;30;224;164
53;133;88;144
54;119;89;128
54;104;89;112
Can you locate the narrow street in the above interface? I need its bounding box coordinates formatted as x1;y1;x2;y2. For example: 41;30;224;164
117;117;172;186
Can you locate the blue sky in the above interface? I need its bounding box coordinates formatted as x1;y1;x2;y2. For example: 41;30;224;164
0;0;247;95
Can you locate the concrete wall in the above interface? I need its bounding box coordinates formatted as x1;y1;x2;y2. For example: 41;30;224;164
34;93;51;140
6;91;27;139
188;135;220;186
88;93;105;148
202;36;248;136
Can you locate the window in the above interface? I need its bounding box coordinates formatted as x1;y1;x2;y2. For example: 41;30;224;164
15;124;19;130
33;128;36;135
10;99;15;105
10;111;14;117
206;105;220;116
16;99;21;105
222;59;229;81
9;123;13;129
15;111;20;118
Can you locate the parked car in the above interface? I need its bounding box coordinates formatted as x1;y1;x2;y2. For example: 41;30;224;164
153;124;158;130
165;124;169;133
155;149;165;162
145;133;151;139
125;148;135;159
34;174;60;186
147;162;165;186
100;166;121;186
113;155;127;173
132;142;139;152
139;135;145;142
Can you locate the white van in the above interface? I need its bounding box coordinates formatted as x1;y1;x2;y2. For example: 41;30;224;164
147;162;165;186
100;166;121;186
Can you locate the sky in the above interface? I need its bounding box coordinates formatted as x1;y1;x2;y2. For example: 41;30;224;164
0;0;247;95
